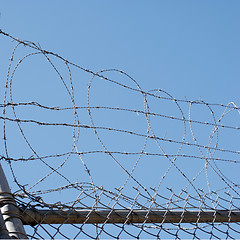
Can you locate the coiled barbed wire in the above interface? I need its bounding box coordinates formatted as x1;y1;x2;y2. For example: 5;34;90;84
0;29;239;239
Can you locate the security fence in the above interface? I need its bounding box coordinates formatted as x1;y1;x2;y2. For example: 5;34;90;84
0;29;239;239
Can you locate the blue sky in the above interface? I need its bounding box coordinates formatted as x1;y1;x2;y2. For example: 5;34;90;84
1;1;239;101
0;1;240;239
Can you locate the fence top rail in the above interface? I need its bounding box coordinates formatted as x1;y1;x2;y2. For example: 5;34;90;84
21;209;240;225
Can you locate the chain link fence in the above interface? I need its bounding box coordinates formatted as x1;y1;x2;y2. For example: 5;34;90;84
0;29;239;239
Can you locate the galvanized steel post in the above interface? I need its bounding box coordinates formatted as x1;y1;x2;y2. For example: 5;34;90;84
0;163;28;239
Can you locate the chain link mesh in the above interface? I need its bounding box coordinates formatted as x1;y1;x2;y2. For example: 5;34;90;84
0;29;239;239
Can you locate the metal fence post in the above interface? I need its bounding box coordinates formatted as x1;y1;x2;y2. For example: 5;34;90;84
0;163;28;239
0;210;10;239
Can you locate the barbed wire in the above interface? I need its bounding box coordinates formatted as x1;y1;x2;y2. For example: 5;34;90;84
0;29;239;239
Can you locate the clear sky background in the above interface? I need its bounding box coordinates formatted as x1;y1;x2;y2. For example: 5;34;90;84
0;1;240;239
0;1;239;101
